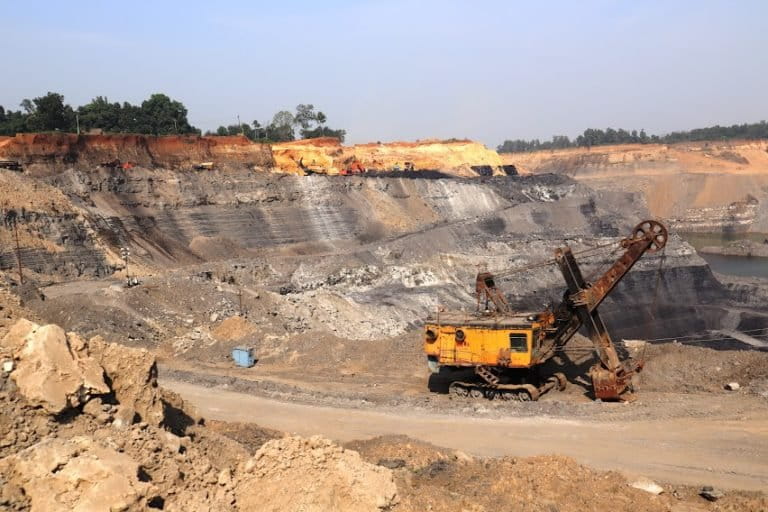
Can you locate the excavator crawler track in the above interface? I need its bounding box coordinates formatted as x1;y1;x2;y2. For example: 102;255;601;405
448;372;567;402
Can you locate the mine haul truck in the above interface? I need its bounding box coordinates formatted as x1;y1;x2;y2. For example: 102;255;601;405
423;220;668;401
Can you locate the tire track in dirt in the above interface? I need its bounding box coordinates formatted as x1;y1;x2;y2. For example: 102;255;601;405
167;380;768;492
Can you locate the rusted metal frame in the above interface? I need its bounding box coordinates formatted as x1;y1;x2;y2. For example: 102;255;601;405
475;272;511;313
555;247;620;371
570;237;653;312
533;315;581;363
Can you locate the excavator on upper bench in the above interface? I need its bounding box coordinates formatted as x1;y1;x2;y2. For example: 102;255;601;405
423;220;668;401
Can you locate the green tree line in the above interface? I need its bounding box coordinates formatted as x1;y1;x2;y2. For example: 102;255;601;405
0;93;347;143
0;92;198;136
498;121;768;153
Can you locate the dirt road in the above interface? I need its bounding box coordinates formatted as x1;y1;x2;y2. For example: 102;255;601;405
168;380;768;491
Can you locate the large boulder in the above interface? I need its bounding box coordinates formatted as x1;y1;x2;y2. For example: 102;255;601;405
3;321;109;414
235;435;398;512
89;335;166;426
2;319;198;429
0;436;150;511
1;318;38;353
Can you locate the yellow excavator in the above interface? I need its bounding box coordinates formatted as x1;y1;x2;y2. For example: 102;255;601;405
423;220;667;401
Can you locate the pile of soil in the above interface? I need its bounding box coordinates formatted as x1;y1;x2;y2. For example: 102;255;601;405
349;436;768;512
235;435;398;512
639;342;768;396
211;316;258;342
207;420;281;454
0;319;251;510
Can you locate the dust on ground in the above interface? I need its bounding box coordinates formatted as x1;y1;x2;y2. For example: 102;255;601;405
10;319;763;511
347;435;768;512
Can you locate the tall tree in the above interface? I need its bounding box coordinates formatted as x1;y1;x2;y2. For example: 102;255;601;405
77;96;122;132
267;110;295;142
294;104;318;131
294;104;345;141
140;93;197;135
24;92;75;132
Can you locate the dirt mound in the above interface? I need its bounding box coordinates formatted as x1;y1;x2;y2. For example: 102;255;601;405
350;436;767;512
346;434;460;469
234;435;398;512
0;319;250;510
0;170;74;213
212;316;257;342
272;137;342;174
0;286;40;340
503;140;768;178
353;139;503;176
0;436;151;511
89;334;172;426
639;342;768;396
207;420;281;454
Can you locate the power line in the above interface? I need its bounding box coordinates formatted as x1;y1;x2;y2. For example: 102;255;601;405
550;328;768;354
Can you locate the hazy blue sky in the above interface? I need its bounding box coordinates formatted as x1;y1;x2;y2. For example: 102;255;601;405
1;1;766;145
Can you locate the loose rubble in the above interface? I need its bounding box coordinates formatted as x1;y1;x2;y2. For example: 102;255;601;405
1;436;151;511
235;436;398;512
0;319;399;512
1;318;767;511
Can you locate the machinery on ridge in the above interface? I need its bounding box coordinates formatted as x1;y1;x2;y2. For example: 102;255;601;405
423;219;668;401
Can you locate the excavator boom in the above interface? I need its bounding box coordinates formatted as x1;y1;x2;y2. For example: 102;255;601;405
553;220;667;398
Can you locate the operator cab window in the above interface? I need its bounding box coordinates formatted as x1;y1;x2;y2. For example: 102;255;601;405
509;333;528;352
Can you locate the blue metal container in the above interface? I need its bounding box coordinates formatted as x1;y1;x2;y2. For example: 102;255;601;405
231;346;255;368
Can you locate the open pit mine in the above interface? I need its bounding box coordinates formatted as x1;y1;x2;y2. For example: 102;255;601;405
1;133;767;511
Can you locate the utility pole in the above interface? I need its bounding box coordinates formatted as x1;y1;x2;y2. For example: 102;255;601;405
120;246;130;285
237;115;243;136
76;113;80;135
13;220;23;285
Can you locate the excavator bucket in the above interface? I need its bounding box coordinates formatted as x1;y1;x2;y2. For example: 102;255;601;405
589;359;644;401
589;365;625;400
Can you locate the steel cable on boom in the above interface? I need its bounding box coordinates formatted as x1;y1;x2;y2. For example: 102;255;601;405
551;330;768;353
492;239;623;280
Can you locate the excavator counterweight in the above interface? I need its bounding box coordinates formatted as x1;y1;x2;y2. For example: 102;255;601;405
423;220;667;401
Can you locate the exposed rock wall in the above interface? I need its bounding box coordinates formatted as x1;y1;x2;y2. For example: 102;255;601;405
504;141;768;178
4;162;738;346
0;170;112;280
0;143;756;349
0;133;274;172
502;140;768;232
273;137;504;176
1;133;503;177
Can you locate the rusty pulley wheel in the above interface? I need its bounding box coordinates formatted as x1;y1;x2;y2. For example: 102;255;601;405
632;220;668;253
